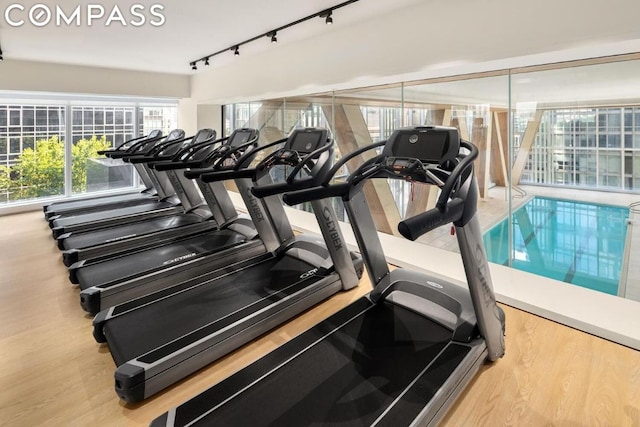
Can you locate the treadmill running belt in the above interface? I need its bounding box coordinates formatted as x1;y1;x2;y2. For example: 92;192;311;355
104;254;317;365
48;192;152;214
62;214;203;250
76;229;244;289
52;200;173;228
167;300;455;427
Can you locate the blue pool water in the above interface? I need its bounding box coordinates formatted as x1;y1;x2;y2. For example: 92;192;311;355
482;197;629;295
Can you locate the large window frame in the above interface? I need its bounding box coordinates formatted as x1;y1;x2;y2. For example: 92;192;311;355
0;92;178;209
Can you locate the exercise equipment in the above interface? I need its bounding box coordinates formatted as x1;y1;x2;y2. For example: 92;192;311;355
74;129;265;314
151;125;505;427
42;130;166;220
92;128;363;403
49;129;216;238
59;128;257;267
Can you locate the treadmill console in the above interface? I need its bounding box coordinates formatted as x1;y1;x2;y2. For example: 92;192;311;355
262;128;329;169
229;129;256;147
287;128;327;154
377;126;461;185
213;129;258;159
384;126;459;166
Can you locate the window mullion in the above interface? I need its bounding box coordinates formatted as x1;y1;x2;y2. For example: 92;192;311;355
64;103;72;197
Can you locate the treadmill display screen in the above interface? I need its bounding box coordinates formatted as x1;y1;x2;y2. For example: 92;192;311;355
289;131;323;154
394;132;448;163
231;130;253;147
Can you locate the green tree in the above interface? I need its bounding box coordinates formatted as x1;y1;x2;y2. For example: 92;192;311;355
1;136;112;201
71;136;111;193
0;165;12;203
12;136;65;199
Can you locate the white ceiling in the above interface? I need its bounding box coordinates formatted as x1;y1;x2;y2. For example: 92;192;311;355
0;0;424;74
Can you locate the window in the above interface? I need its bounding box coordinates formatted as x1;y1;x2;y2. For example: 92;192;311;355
520;107;640;191
0;98;178;205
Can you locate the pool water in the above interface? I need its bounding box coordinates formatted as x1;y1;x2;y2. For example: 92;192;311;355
483;197;629;295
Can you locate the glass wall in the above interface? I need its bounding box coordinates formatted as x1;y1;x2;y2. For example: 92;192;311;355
0;97;178;205
510;60;640;301
223;56;640;303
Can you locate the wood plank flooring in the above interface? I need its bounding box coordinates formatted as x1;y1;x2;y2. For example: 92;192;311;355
0;211;639;426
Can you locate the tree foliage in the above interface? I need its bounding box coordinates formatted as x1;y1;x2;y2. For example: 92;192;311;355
0;136;111;201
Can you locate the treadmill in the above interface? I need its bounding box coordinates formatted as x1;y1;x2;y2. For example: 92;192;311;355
151;126;506;427
73;129;266;314
49;129;217;239
46;129;185;231
59;128;259;267
42;130;166;220
91;127;363;403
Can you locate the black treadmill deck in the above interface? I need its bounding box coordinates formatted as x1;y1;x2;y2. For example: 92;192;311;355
103;253;322;366
75;229;244;289
153;298;472;426
61;213;204;251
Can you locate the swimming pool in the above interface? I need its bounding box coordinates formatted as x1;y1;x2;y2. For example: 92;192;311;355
482;197;629;295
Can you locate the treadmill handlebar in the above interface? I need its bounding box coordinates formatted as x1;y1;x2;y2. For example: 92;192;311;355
436;140;478;210
398;197;466;241
231;137;288;171
171;132;220;161
199;168;255;182
110;135;181;160
127;154;172;164
251;177;314;198
122;133;200;163
183;167;211;180
100;132;161;156
318;141;386;187
250;139;334;197
282;182;351;206
186;137;287;182
284;142;333;184
208;134;261;167
152;135;251;172
152;159;198;171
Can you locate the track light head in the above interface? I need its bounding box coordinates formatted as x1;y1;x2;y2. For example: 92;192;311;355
204;57;210;66
191;62;197;70
233;46;240;56
0;46;3;61
269;32;278;43
325;11;333;25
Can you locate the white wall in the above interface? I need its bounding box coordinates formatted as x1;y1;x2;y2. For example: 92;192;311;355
177;98;198;134
197;104;222;134
0;59;190;98
191;0;640;103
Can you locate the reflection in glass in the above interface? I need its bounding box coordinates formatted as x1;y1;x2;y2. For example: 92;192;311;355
484;197;628;296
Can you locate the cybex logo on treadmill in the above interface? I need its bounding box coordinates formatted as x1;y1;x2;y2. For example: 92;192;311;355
246;188;264;222
299;268;318;279
201;184;218;207
474;244;497;307
162;252;196;266
426;280;444;289
322;206;343;252
409;135;419;144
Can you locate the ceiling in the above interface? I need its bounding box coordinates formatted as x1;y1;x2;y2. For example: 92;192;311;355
0;0;424;74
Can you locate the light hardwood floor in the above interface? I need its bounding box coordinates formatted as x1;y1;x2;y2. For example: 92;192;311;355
0;211;639;426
